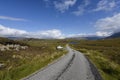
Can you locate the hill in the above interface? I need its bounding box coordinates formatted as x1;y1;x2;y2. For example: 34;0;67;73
0;37;27;46
67;36;103;40
107;32;120;38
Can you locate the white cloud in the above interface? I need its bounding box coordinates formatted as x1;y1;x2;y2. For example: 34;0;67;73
72;6;85;16
73;0;90;16
95;13;120;36
0;16;27;21
67;33;95;38
29;29;65;39
54;0;77;13
67;33;88;37
0;24;64;39
96;31;112;36
93;0;116;11
0;25;28;37
1;24;97;39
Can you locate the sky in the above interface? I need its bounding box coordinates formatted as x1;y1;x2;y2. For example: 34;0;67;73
0;0;120;39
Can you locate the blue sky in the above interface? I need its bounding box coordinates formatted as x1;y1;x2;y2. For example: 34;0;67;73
0;0;120;38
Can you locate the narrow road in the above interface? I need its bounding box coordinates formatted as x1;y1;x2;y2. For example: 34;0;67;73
22;46;102;80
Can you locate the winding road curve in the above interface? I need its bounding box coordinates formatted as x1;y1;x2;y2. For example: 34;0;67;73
22;45;102;80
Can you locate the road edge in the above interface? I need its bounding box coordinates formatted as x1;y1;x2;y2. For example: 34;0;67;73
21;53;67;80
85;56;103;80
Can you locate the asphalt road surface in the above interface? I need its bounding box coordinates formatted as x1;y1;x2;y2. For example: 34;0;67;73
22;45;102;80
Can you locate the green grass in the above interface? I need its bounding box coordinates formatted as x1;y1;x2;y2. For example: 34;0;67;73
70;38;120;80
0;39;67;80
76;49;120;80
0;51;66;80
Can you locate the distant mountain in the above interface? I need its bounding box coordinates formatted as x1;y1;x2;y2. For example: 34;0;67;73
85;36;103;40
7;37;26;40
66;37;86;40
107;32;120;38
7;37;46;41
66;36;103;40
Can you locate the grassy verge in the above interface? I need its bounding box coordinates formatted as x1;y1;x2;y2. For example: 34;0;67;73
75;48;120;80
69;38;120;80
0;39;67;80
0;51;66;80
